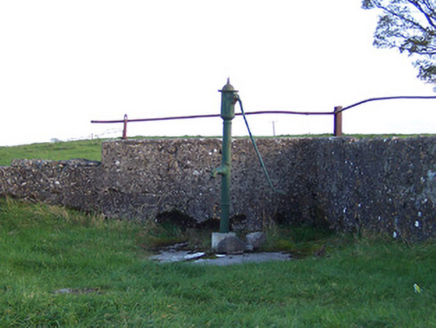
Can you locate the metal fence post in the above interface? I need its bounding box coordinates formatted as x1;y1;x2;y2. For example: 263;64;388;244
122;114;128;140
334;106;343;137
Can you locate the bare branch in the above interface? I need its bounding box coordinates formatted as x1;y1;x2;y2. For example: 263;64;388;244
409;0;436;29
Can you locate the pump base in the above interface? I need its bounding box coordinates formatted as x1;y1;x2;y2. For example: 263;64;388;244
211;232;236;252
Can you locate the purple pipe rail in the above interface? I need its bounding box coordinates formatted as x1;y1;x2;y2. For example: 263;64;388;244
91;96;436;139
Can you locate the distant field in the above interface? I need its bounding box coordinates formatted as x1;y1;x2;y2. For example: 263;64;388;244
0;139;104;166
0;134;434;166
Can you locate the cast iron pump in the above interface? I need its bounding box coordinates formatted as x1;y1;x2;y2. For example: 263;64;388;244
211;79;238;233
211;79;284;235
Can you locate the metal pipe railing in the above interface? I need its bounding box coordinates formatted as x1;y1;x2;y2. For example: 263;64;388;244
91;111;335;139
91;95;436;138
336;96;436;113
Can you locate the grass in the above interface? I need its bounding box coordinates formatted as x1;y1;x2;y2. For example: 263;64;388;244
1;134;434;166
1;198;435;327
0;140;104;166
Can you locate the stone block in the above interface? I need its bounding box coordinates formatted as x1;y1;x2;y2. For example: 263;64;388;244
211;232;236;252
245;232;267;249
216;235;247;255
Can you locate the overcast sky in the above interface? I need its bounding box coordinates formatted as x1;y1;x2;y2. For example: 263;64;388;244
1;0;435;147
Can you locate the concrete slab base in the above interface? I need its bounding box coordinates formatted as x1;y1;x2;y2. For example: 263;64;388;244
194;252;291;266
149;251;292;266
149;251;206;263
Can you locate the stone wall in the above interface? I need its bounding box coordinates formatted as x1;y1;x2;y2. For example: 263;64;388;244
0;159;101;212
1;137;435;241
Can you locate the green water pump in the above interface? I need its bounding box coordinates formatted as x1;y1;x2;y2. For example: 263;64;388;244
211;79;285;234
211;79;238;233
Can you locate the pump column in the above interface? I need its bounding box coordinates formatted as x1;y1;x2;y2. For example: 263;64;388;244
211;79;238;233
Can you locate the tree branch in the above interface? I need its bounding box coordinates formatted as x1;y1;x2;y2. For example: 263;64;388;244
363;0;436;83
372;1;427;33
409;0;436;29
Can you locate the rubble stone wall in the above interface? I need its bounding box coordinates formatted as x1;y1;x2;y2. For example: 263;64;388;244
1;137;435;241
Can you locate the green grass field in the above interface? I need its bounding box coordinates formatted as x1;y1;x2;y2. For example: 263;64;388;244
1;199;435;327
0;139;104;166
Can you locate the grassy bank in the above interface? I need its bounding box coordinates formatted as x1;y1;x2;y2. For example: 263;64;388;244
1;199;435;327
0;140;104;166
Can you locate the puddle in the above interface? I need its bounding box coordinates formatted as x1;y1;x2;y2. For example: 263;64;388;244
149;251;291;266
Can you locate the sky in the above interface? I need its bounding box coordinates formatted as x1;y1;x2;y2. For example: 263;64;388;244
1;0;435;147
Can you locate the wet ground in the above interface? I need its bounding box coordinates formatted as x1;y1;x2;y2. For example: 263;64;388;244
149;250;292;266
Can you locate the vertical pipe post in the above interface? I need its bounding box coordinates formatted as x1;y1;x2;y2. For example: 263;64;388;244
122;114;128;140
334;106;343;137
213;79;238;233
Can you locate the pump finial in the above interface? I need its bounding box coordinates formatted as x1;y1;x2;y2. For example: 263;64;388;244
219;78;237;93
